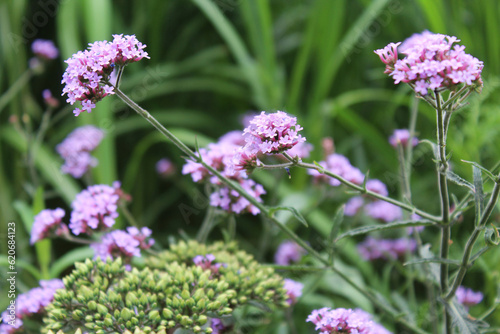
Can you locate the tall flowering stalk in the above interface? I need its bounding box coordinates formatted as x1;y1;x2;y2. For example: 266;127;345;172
60;33;500;334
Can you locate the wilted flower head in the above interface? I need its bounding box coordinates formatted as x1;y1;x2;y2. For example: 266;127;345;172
357;237;416;261
242;111;305;155
456;286;483;308
389;129;419;148
69;182;124;235
62;34;149;116
306;307;392;334
30;208;67;244
31;39;58;60
376;32;483;95
284;278;303;305
274;240;306;265
56;125;105;178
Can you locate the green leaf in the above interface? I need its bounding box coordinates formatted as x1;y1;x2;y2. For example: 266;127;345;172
462;160;497;182
473;166;485;224
404;258;461;267
12;200;34;235
443;299;488;334
49;247;95;278
328;205;344;261
446;170;474;191
268;206;308;227
336;220;435;241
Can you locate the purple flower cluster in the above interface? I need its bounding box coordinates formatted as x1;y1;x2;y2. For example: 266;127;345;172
389;129;419;148
456;286;483;308
31;39;59;60
69;182;123;235
42;89;60;108
156;158;175;177
357;236;417;261
344;179;403;223
375;32;483;95
210;318;231;334
62;34;149;116
183;131;266;215
30;208;67;245
56;125;105;178
274;240;306;266
308;153;364;187
91;227;153;265
283;278;303;305
242;111;305;155
306;307;392;334
1;279;64;333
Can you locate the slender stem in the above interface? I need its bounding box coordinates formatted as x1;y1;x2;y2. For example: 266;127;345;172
196;205;216;243
115;89;429;333
435;90;452;333
0;69;33;114
119;202;140;228
444;178;500;301
440;85;469;110
404;96;419;203
289;160;440;222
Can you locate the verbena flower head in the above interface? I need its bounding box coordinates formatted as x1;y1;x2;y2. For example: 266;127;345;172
209;179;265;215
91;229;142;261
156;158;175;177
274;240;306;265
344;196;365;216
365;179;388;196
62;34;149;116
56;125;105;178
31;39;59;60
364;200;403;222
389;129;419;148
376;32;483;95
456;286;483;308
30;208;67;244
308;153;364;186
1;279;63;332
283;278;303;305
69;182;123;235
306;307;392;334
357;237;416;261
242;111;305;154
126;226;155;249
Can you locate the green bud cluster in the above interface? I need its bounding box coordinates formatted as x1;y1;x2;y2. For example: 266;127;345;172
43;241;288;333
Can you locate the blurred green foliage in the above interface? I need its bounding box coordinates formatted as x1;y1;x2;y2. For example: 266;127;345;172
1;0;500;332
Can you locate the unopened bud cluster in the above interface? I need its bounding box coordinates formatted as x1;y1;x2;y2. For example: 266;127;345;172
43;241;288;333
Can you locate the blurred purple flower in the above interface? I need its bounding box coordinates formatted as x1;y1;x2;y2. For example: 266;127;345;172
358;237;416;261
284;278;303;305
31;39;58;60
364;200;403;222
30;208;67;244
274;240;306;265
91;229;141;261
308;153;364;186
156;158;175;177
389;129;419;148
456;286;483;308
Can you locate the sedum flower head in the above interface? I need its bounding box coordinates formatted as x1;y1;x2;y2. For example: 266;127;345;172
376;32;483;95
62;34;149;116
56;125;104;178
306;307;392;334
69;182;123;235
30;208;67;244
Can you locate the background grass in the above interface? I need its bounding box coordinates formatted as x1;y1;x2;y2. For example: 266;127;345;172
1;0;500;332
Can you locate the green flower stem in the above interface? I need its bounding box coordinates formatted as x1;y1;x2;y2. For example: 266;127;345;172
280;152;441;223
118;202;140;228
435;90;452;333
0;69;33;114
440;84;471;111
115;89;428;334
444;176;500;301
